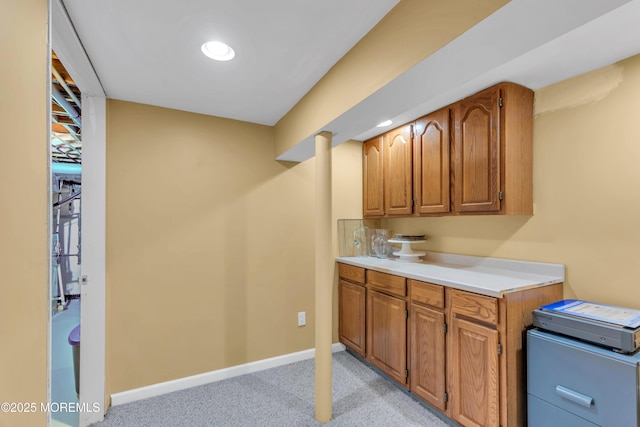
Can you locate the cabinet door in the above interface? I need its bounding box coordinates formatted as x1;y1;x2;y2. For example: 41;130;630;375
453;85;500;213
339;280;366;356
410;304;446;411
367;289;407;386
383;125;413;216
363;136;384;217
449;317;500;427
414;108;450;214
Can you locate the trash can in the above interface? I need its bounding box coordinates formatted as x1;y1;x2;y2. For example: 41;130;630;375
68;325;80;396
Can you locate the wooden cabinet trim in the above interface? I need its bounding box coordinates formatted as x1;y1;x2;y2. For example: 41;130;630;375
449;288;498;325
500;82;534;215
338;263;365;284
409;279;444;309
499;282;563;427
367;270;406;297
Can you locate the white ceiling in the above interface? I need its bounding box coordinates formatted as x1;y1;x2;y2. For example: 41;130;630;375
61;0;399;126
58;0;640;161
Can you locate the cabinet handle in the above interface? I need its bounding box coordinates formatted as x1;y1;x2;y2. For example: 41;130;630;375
555;385;593;408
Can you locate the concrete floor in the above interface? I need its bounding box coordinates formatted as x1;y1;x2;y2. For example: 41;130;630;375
51;299;80;427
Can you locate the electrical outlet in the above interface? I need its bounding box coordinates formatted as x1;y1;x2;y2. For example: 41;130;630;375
297;311;306;326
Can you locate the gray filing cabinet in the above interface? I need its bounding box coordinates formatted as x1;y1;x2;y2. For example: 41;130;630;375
527;329;640;426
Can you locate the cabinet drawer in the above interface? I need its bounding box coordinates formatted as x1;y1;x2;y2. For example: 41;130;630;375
528;394;598;427
338;263;365;284
409;280;444;309
449;289;497;324
528;330;640;426
367;270;406;297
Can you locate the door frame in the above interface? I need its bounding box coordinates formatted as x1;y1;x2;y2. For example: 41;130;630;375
51;0;107;425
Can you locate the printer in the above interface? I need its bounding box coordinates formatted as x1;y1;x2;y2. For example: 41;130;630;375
532;299;640;354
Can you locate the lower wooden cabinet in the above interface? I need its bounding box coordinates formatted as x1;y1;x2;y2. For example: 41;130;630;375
337;262;563;427
447;288;500;426
338;264;366;357
449;317;500;427
367;289;408;386
338;279;366;357
410;303;446;410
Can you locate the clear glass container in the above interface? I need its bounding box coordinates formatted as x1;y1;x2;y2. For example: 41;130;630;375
371;229;393;258
337;219;381;257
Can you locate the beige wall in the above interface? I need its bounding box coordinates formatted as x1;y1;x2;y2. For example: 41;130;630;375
105;101;362;393
387;54;640;308
0;0;49;426
274;0;509;158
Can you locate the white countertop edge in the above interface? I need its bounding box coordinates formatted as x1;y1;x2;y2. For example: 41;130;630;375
336;252;565;298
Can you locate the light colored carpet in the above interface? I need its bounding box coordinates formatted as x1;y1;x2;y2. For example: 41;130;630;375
92;351;454;426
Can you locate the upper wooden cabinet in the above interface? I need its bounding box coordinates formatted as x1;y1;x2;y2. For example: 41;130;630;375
362;82;533;217
383;125;413;216
453;82;533;215
363;124;414;218
414;108;451;215
453;85;500;213
363;136;384;217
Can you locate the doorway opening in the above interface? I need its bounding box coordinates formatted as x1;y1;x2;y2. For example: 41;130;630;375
51;49;82;427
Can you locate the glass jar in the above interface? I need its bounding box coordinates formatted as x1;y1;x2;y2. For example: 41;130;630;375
371;229;392;259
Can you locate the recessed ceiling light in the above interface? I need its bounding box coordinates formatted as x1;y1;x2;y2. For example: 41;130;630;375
376;120;392;127
201;41;235;61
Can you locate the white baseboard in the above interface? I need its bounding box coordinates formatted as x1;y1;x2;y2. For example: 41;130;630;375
110;343;346;406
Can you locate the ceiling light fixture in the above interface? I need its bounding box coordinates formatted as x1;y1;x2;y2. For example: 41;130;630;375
201;41;235;61
376;120;392;127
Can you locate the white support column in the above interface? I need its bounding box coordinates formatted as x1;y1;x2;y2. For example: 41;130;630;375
314;131;332;423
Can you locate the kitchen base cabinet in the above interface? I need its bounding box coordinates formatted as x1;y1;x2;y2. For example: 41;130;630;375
339;279;366;357
366;270;408;387
338;264;366;357
447;288;500;427
411;304;446;410
337;261;563;427
367;289;407;386
410;280;446;411
449;317;499;427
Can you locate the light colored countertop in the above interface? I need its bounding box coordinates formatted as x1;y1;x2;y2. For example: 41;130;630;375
336;252;564;298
